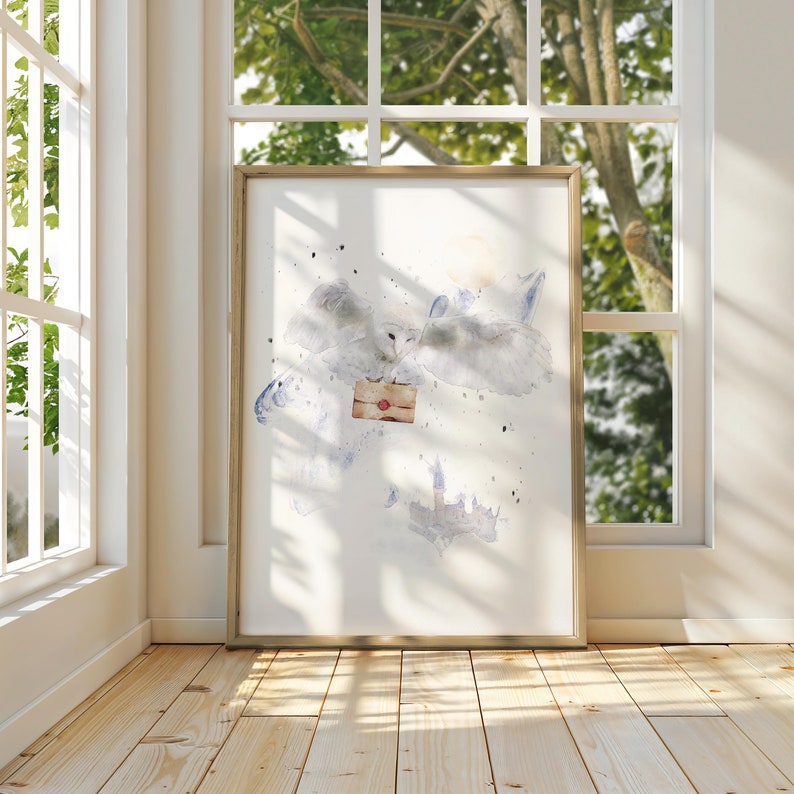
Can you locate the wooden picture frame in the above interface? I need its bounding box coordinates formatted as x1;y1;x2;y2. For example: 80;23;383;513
228;166;585;648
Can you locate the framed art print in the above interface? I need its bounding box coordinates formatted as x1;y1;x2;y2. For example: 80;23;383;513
228;166;585;648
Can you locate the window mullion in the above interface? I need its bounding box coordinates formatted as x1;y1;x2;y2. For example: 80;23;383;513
25;0;44;562
26;317;43;560
526;0;541;164
1;309;6;576
583;312;681;333
367;0;382;165
1;21;6;575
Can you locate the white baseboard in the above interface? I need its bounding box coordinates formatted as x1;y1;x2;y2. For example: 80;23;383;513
0;619;151;767
150;617;226;644
149;617;794;646
588;618;794;644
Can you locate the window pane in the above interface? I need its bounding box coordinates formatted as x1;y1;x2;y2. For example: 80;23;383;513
584;331;673;524
41;321;58;551
381;121;527;165
542;121;672;312
541;0;672;105
233;122;367;165
6;41;30;298
6;0;29;32
44;0;59;60
4;1;60;58
43;81;63;307
234;1;368;105
382;0;527;106
6;313;28;563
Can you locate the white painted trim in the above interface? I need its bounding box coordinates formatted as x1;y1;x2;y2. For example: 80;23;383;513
150;617;226;644
583;312;681;333
0;9;82;97
0;290;82;326
588;618;794;645
0;619;150;764
227;103;679;124
367;0;381;165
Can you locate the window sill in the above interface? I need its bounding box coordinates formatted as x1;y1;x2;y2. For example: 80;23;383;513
0;553;108;612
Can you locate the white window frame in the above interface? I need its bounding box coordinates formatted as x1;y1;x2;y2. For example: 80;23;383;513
0;0;93;605
203;0;711;549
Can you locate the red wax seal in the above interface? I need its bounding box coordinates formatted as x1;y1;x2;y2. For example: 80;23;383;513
378;399;391;411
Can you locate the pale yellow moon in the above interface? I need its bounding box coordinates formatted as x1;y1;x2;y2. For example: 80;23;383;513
443;234;503;289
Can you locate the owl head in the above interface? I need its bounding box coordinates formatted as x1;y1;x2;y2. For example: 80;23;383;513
370;305;424;361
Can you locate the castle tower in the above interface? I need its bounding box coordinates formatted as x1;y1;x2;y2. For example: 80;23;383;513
432;457;446;514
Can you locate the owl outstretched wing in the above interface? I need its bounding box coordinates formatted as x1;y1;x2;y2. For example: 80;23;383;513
415;312;553;396
284;279;372;353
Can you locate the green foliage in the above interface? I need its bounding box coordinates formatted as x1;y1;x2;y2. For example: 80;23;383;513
234;0;368;106
239;121;364;166
584;332;673;522
5;3;62;549
231;0;675;524
5;492;60;563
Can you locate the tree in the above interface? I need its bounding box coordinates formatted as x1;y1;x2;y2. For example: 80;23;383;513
5;0;61;452
5;0;62;552
233;0;674;522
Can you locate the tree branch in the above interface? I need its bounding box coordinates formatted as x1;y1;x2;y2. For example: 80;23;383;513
384;121;459;165
578;0;605;105
293;0;367;102
292;2;459;166
548;9;590;103
300;7;470;37
598;0;622;104
475;0;527;103
382;16;497;104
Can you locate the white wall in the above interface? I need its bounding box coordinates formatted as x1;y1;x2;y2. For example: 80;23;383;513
0;0;150;765
147;1;794;644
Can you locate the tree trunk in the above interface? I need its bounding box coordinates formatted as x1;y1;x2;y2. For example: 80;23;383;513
475;0;528;103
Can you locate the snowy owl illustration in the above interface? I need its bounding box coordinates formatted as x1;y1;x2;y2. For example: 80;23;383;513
282;272;553;398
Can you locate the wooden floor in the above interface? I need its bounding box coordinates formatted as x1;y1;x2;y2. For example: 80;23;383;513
2;644;793;793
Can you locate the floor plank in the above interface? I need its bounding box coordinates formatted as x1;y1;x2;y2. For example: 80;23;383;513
598;644;723;717
731;643;794;698
244;650;340;717
472;650;596;793
397;650;493;794
5;643;794;794
665;644;794;782
99;648;275;793
0;647;154;782
297;650;401;794
651;716;794;793
0;645;218;794
536;647;695;793
194;716;316;794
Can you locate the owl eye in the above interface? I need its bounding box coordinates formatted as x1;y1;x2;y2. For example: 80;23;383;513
388;332;396;340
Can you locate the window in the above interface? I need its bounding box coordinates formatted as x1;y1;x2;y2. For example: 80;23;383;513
1;0;92;602
206;0;709;546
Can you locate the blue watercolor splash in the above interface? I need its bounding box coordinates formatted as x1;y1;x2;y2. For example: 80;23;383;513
254;373;294;425
516;270;545;325
385;486;399;508
429;294;449;318
428;288;474;319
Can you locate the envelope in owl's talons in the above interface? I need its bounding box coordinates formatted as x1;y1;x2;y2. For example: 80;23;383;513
352;381;417;423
